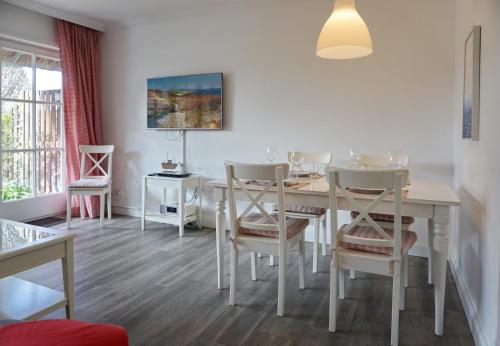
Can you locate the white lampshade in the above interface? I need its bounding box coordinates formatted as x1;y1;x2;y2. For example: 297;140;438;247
316;0;373;59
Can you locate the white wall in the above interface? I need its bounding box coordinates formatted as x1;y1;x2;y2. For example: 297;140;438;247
0;1;58;48
0;2;66;221
101;0;455;251
451;0;500;345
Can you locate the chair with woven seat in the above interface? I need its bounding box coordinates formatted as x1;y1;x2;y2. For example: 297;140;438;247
328;167;416;346
271;152;331;273
225;161;307;316
66;145;114;229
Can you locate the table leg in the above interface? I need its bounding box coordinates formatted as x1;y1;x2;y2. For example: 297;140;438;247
141;178;146;231
179;184;185;237
432;207;449;336
197;179;203;229
428;218;434;285
216;197;226;289
62;240;74;319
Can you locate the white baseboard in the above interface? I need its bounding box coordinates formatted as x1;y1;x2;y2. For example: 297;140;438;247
22;210;66;223
450;261;490;346
112;205;141;218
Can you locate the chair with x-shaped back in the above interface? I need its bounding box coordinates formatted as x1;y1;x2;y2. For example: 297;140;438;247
225;161;307;316
67;145;114;229
328;167;417;345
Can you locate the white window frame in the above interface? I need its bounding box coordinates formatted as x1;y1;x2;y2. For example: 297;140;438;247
0;40;65;203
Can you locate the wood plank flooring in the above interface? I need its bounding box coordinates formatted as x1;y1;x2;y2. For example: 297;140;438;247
16;216;474;346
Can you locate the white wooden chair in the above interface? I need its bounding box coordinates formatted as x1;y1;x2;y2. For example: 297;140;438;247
350;153;413;280
358;153;410;168
275;151;332;273
67;145;115;229
328;167;417;345
225;162;307;316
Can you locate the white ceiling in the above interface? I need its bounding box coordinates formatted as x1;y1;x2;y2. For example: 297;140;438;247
5;0;248;29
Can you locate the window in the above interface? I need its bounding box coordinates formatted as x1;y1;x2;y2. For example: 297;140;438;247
0;46;64;202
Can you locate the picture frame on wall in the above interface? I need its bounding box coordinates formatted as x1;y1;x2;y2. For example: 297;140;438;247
462;25;481;140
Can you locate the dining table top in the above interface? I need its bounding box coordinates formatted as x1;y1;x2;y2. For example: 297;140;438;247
206;177;460;207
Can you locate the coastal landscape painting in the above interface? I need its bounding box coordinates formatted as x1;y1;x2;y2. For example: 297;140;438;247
147;73;222;129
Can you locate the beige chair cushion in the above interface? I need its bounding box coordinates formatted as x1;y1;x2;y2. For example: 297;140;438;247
350;211;415;225
339;224;417;256
273;204;326;216
69;177;110;188
239;213;308;239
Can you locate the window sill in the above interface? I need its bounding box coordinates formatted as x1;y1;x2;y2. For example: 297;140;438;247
1;191;65;204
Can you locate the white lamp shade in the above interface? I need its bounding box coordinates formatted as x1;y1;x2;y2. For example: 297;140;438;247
316;0;373;59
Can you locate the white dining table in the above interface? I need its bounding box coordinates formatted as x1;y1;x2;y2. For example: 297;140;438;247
207;176;460;336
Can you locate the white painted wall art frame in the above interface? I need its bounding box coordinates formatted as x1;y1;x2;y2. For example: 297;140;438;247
462;25;481;141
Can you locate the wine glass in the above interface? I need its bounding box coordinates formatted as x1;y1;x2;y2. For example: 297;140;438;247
290;148;304;182
388;151;403;168
266;146;278;162
349;147;360;167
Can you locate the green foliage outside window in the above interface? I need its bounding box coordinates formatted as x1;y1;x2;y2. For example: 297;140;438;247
1;180;31;201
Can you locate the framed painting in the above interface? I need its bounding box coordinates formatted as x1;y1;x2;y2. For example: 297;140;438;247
462;26;481;140
147;73;223;130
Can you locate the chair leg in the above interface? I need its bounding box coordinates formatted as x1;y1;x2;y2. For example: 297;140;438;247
107;192;112;219
66;190;72;228
229;245;238;306
391;261;402;346
350;270;356;280
329;254;338;332
404;253;408;288
277;246;287;316
400;257;406;311
321;214;327;256
299;237;305;289
270;255;275;266
99;193;105;229
313;217;319;273
79;196;85;219
339;269;345;299
251;252;257;281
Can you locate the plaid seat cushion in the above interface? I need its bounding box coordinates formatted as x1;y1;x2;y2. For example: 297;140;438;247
273;204;326;216
239;213;308;239
339;224;417;256
350;211;415;225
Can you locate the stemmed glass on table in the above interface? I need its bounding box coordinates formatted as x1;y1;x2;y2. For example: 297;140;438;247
266;146;278;163
349;147;360;168
290;148;304;183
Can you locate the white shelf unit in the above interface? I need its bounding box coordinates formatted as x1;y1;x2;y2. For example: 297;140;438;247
141;175;202;236
0;276;67;320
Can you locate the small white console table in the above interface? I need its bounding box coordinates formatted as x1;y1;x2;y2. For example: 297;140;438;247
141;174;202;236
0;219;75;320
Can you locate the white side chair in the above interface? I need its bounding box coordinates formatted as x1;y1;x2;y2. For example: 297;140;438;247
328;167;417;346
350;153;413;281
358;153;410;167
225;162;307;316
269;152;331;273
67;145;115;229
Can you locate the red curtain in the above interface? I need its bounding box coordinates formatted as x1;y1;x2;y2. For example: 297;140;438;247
58;20;102;218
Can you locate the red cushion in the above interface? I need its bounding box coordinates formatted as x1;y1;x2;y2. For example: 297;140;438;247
0;320;128;346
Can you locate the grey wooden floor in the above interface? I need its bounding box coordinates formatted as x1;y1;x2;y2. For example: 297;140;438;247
17;216;474;346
